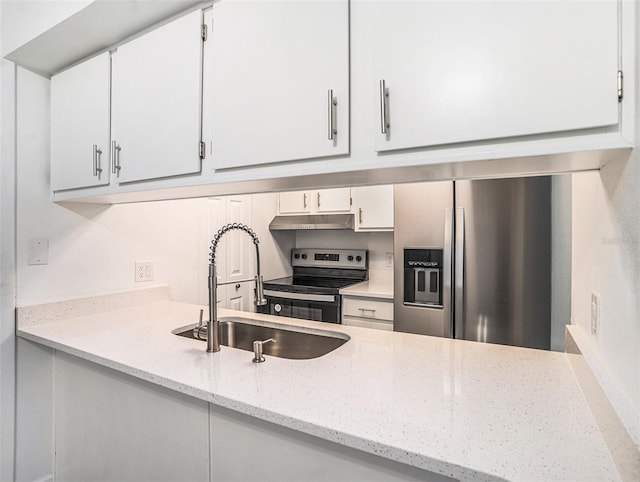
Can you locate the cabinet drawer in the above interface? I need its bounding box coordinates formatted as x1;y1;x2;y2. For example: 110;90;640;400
342;297;393;321
343;315;393;332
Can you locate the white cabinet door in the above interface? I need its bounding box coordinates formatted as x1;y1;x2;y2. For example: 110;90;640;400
278;191;311;214
278;188;351;214
208;0;349;168
54;352;209;482
112;10;203;183
354;185;394;232
51;52;110;191
372;1;619;152
314;188;351;213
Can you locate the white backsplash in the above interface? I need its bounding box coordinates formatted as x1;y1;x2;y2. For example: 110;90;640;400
295;230;393;273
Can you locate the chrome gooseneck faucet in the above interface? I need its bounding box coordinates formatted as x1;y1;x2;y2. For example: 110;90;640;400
207;223;267;353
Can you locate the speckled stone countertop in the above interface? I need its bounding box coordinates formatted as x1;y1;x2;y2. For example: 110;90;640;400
17;301;620;481
339;280;394;300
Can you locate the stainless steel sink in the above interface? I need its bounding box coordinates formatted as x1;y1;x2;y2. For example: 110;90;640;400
172;316;349;360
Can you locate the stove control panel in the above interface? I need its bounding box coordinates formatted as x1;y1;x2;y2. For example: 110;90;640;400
292;249;368;270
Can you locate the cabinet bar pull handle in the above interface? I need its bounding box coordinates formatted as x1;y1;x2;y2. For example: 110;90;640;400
359;207;363;225
358;308;376;313
317;192;321;208
379;79;389;134
328;89;337;140
92;144;103;177
111;140;122;176
303;193;307;209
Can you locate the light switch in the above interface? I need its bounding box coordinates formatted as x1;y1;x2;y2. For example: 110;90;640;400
29;239;49;265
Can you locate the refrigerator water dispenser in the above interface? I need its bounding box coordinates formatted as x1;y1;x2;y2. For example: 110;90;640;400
403;248;443;308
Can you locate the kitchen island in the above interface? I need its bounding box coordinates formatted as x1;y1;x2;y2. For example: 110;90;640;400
17;298;620;481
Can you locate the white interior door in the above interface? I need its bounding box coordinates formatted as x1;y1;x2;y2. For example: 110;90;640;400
226;281;255;313
225;196;253;283
208;198;227;284
208;0;349;168
51;52;110;191
373;1;619;152
112;10;203;182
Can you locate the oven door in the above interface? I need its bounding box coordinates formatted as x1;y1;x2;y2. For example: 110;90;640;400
259;290;341;324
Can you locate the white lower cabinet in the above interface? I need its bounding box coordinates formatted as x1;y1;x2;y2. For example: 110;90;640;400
342;296;393;331
38;345;441;481
54;352;209;481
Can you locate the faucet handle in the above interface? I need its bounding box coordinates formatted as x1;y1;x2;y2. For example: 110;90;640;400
193;309;207;340
252;338;276;363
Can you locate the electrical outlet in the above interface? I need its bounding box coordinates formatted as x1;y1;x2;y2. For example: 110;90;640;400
29;239;49;265
135;261;154;282
385;252;394;268
590;293;600;335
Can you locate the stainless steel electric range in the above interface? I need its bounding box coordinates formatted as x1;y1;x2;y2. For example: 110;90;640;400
258;248;368;323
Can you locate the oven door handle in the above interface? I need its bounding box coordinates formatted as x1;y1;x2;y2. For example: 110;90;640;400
263;290;336;303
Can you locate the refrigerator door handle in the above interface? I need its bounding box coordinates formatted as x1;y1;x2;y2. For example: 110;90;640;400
442;208;453;337
454;207;465;339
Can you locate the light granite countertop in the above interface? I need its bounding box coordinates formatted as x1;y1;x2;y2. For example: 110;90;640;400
339;279;394;300
17;300;620;481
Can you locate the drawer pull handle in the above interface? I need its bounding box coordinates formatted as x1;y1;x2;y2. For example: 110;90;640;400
358;308;376;313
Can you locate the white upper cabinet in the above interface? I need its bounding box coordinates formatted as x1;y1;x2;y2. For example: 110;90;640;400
111;10;203;183
51;52;111;191
372;1;619;152
353;185;393;232
278;188;351;214
315;188;352;213
278;191;311;214
207;0;349;169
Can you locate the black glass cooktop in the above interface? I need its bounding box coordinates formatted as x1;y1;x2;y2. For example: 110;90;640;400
263;275;362;292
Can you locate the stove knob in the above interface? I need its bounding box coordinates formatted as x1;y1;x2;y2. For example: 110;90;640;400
274;304;282;314
294;253;300;259
348;255;354;261
301;254;307;260
356;255;362;262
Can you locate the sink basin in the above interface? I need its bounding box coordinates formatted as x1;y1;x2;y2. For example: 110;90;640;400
172;316;349;360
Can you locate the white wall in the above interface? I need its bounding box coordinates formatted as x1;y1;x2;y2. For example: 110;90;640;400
296;230;393;281
571;13;640;442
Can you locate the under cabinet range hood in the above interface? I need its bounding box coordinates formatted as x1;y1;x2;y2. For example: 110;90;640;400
269;214;354;231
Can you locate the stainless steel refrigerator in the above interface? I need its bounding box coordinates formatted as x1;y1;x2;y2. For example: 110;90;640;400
393;177;551;350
